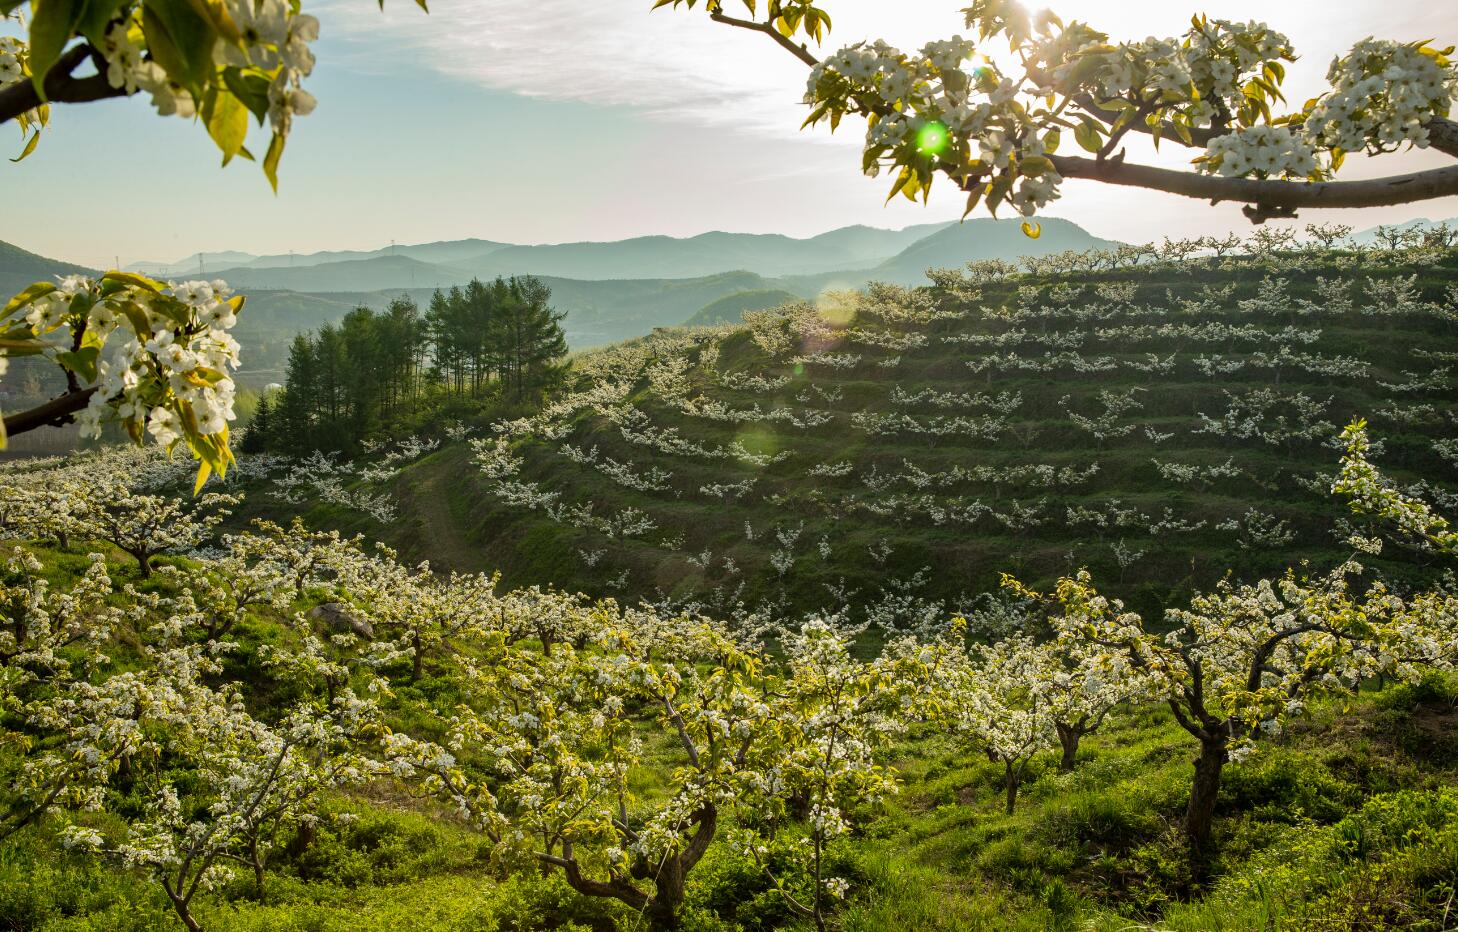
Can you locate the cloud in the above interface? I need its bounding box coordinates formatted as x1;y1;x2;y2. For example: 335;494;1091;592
321;0;832;138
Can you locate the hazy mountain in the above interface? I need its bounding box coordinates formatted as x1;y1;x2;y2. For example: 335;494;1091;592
7;216;1123;383
1350;217;1456;244
683;288;803;327
162;219;1111;296
202;255;473;293
0;240;96;297
128;239;512;278
461;224;963;281
871;217;1117;284
521;272;809;347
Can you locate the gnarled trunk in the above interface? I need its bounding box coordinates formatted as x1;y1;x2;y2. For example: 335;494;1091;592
1055;722;1082;773
1184;736;1227;873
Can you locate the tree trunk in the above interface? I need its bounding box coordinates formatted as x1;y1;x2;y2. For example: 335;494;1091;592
250;835;266;898
643;858;686;930
1185;737;1228;872
134;551;153;579
1004;761;1019;815
1055;723;1081;773
164;890;203;932
410;633;423;682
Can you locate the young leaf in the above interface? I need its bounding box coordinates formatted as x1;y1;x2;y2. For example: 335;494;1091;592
1;282;58;319
263;132;286;192
203;88;249;164
10;131;41;163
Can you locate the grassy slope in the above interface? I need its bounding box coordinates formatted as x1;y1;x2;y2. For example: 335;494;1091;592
380;255;1458;623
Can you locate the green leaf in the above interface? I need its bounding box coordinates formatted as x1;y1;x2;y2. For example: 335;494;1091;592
183;0;241;42
77;0;129;44
1073;120;1103;153
1018;155;1054;176
263;132;285;192
223;67;271;125
193;458;213;494
101;271;165;292
142;0;218;91
962;184;985;218
115;300;154;339
1;282;57;319
55;346;100;383
203;87;248;164
28;0;87;94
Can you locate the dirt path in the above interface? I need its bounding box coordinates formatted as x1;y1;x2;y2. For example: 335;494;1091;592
392;452;485;573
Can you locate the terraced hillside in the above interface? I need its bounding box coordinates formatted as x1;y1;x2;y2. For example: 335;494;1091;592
398;243;1458;627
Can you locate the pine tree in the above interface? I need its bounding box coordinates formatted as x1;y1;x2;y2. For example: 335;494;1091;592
241;392;274;453
494;276;567;400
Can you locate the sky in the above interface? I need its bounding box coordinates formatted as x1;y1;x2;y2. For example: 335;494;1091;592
5;0;1458;267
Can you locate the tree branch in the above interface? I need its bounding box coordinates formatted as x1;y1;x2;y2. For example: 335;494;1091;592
1429;117;1458;160
708;10;819;67
1044;154;1458;219
0;43;131;126
711;12;1458;217
3;387;98;437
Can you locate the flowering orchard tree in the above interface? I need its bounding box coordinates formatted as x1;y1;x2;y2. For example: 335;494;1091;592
750;620;902;931
0;549;126;838
61;651;383;932
336;549;497;681
1333;419;1458;556
995;580;1157;771
87;490;237;579
914;629;1054;813
1029;564;1443;869
386;612;900;930
236;517;365;597
662;0;1458;228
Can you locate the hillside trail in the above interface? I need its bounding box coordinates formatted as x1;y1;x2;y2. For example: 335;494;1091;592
395;455;484;573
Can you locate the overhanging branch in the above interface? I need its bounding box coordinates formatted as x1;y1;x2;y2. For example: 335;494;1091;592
0;43;131;126
3;387;97;437
1044;154;1458;213
705;10;1458;217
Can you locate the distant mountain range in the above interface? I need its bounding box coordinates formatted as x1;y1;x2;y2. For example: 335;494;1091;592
4;218;1119;382
123;217;1112;295
0;241;95;298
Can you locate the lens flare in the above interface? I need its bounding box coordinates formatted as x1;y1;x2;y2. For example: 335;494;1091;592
916;121;950;155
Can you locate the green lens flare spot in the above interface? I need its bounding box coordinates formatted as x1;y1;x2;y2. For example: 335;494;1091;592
917;121;950;156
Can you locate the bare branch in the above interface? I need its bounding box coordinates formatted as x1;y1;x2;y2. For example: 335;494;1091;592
708;10;820;67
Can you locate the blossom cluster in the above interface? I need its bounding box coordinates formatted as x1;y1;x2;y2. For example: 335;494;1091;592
1304;39;1458;155
3;273;244;483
